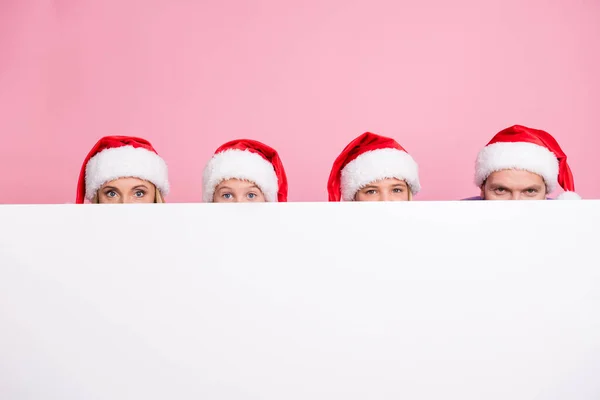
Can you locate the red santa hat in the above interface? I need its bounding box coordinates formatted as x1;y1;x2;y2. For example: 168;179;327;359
76;136;169;203
475;125;580;200
202;139;288;202
327;132;421;201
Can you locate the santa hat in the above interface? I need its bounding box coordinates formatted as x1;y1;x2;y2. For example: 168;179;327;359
76;136;169;203
475;125;580;200
327;132;421;201
202;139;288;202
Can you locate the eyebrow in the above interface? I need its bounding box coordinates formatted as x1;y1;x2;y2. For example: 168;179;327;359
218;185;260;191
489;183;543;190
132;185;149;190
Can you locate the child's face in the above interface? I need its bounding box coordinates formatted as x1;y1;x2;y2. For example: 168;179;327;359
213;179;266;203
354;178;410;201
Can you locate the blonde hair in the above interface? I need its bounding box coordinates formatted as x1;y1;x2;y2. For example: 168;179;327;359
155;188;165;203
92;187;165;203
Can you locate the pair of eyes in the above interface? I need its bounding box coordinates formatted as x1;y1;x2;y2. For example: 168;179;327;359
105;190;146;198
364;187;405;195
221;192;259;200
493;187;539;194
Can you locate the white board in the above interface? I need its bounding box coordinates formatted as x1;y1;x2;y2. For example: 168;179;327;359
0;201;599;400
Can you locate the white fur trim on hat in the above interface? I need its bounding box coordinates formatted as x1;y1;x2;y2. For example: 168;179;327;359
202;149;279;202
85;146;170;200
340;148;421;201
475;142;559;192
555;191;582;200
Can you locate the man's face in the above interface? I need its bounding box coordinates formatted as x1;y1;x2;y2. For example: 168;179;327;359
481;170;547;200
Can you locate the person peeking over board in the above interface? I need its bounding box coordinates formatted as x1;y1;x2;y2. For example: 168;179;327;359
463;125;581;201
327;132;421;202
202;139;288;203
76;136;170;204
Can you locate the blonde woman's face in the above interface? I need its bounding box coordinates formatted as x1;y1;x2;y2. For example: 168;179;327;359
213;179;266;203
97;178;157;204
354;178;410;201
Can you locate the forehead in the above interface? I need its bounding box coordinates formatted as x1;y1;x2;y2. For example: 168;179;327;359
102;177;153;188
217;178;257;189
486;170;545;187
366;178;406;188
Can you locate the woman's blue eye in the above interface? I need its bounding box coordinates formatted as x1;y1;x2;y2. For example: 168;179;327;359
392;188;403;193
135;190;145;197
247;193;256;199
366;190;376;195
222;193;232;199
106;191;117;198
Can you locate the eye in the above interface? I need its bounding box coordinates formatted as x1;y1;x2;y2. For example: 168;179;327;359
494;187;506;194
105;190;117;198
392;188;404;193
247;192;257;199
525;188;538;195
222;193;233;199
134;190;146;198
365;189;377;195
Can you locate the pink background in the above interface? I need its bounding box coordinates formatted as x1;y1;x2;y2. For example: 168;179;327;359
1;0;599;203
